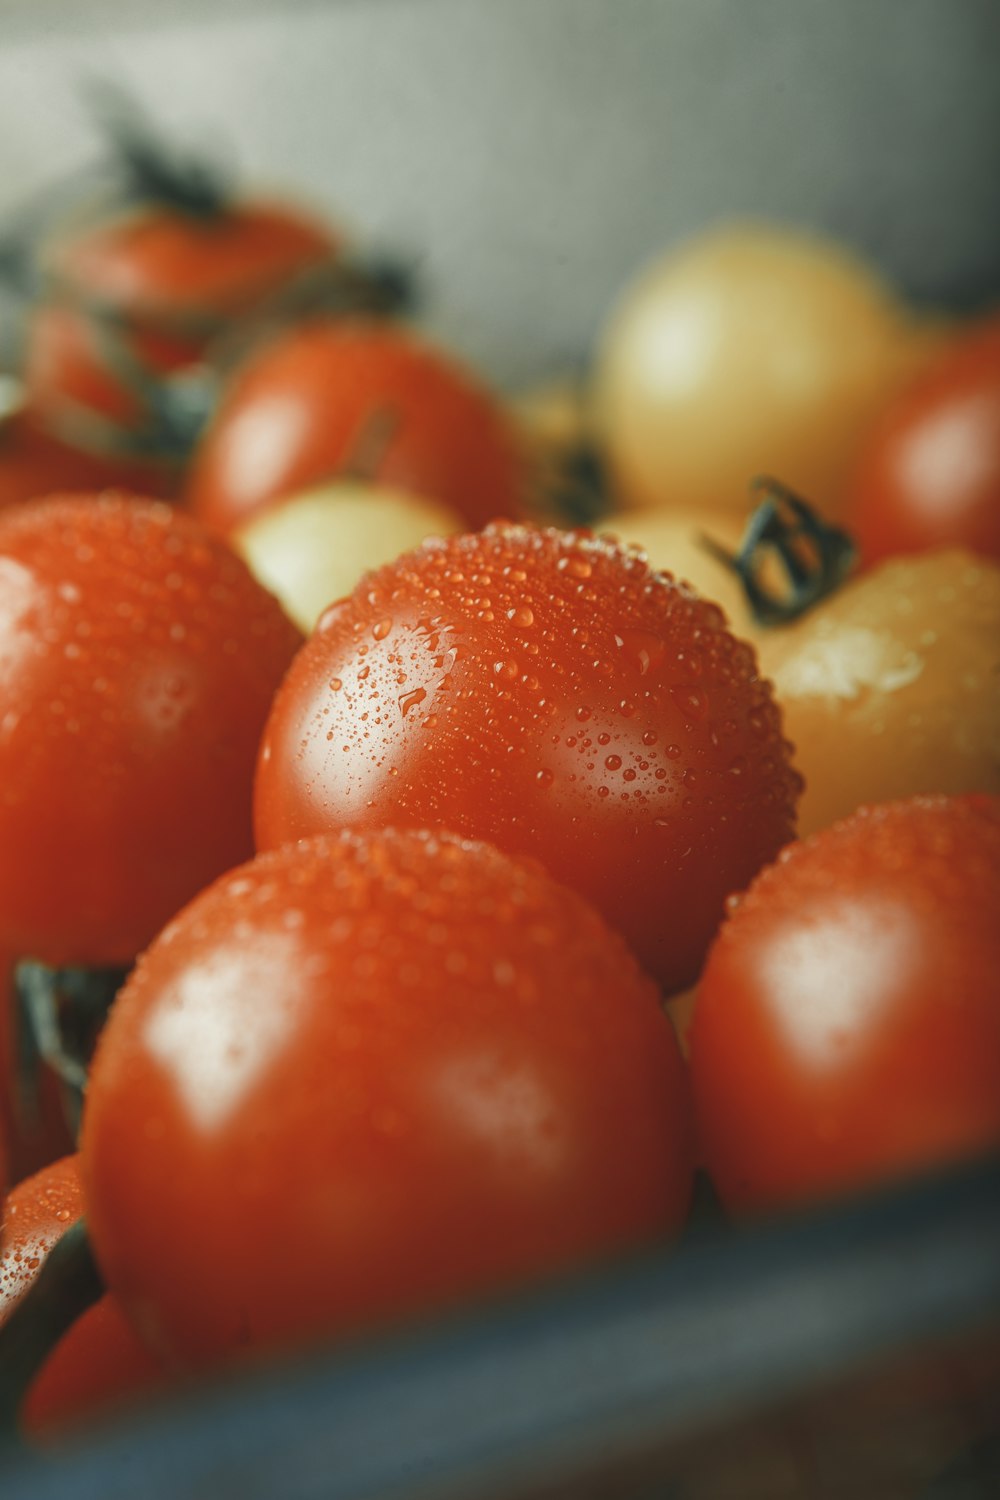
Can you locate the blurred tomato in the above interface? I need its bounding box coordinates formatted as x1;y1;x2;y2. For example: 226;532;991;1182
234;478;464;633
848;315;1000;567
186;320;527;535
691;795;1000;1214
593;223;942;519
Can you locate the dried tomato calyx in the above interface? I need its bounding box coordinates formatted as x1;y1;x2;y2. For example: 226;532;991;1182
700;476;857;626
14;960;130;1137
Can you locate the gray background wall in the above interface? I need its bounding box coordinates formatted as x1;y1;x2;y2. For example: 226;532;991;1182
0;0;997;386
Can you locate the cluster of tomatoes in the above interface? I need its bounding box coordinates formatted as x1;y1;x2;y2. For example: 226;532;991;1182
0;102;998;1456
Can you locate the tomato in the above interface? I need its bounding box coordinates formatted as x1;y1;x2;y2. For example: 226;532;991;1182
82;828;693;1371
0;493;302;966
593;223;944;519
185;320;528;536
756;548;1000;838
234;479;464;633
690;794;1000;1215
0;1155;166;1436
847;315;1000;567
255;523;801;995
25;198;340;447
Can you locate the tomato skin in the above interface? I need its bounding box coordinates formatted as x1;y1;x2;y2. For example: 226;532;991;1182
0;1156;166;1436
185;320;527;535
756;548;1000;839
689;795;1000;1216
0;493;302;966
254;524;801;995
848;316;1000;567
82;829;693;1371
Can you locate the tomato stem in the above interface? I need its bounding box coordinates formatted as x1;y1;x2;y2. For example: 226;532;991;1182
700;477;856;626
15;961;129;1140
0;1218;104;1435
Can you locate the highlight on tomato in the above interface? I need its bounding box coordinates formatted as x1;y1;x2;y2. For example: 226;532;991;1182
846;314;1000;568
81;828;694;1372
185;319;528;536
254;522;802;995
690;794;1000;1216
0;492;302;968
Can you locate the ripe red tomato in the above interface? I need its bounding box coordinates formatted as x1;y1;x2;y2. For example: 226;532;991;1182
847;316;1000;567
0;1155;166;1437
25;199;340;443
689;795;1000;1215
0;493;302;966
82;828;693;1371
255;523;801;995
185;320;527;535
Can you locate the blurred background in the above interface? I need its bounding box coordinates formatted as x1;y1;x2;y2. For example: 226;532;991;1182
1;0;998;386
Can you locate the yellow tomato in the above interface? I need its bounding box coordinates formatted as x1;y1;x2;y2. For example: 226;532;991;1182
593;223;940;519
234;481;464;633
757;549;1000;837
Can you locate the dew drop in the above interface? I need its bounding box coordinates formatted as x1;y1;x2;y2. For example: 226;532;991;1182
372;617;393;641
398;687;428;717
536;768;554;789
605;754;622;771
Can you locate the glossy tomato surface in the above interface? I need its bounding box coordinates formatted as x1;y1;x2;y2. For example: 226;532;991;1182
848;316;1000;567
690;795;1000;1215
185;320;526;535
82;829;693;1371
0;1155;165;1437
0;493;302;966
255;524;801;995
757;549;1000;838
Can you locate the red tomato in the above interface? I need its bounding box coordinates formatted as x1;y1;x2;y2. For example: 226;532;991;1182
185;320;527;535
255;523;801;995
0;1156;166;1436
689;795;1000;1215
0;493;302;966
847;316;1000;567
25;200;339;441
82;829;693;1371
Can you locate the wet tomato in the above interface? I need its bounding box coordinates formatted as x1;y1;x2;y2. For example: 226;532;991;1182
255;523;801;994
757;548;1000;838
593;223;941;519
690;795;1000;1214
82;828;693;1371
0;493;302;966
185;320;527;536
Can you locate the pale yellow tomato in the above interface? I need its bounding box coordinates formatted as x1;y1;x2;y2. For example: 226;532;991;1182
234;481;464;633
757;549;1000;837
593;223;939;519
